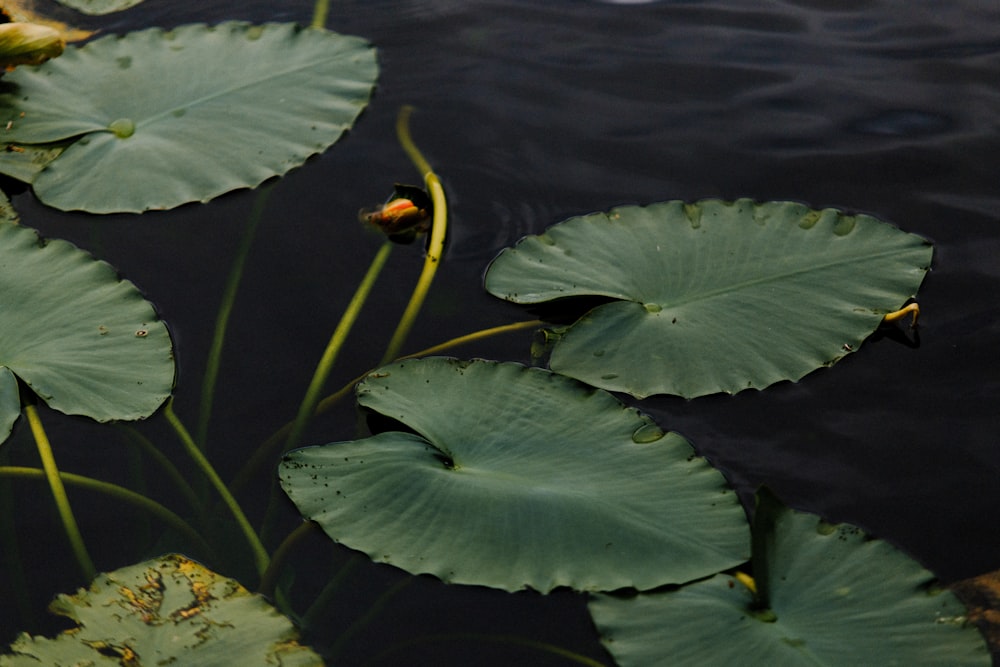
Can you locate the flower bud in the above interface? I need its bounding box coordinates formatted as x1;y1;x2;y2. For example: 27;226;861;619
0;22;65;71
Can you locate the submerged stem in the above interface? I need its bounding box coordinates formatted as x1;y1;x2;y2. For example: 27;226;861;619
24;404;96;581
378;106;449;364
198;185;271;450
257;520;320;599
283;240;393;454
300;552;363;632
0;466;213;558
118;425;202;515
327;577;414;660
0;450;35;628
163;399;269;576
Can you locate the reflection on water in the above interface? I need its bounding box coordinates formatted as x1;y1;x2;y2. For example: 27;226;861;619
2;0;999;663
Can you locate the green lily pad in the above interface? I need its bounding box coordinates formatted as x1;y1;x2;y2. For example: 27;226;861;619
54;0;145;15
588;490;988;666
0;21;377;212
0;554;322;666
0;221;173;443
280;358;748;593
484;199;933;398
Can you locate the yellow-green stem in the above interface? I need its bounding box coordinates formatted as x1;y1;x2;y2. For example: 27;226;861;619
163;399;269;576
311;0;329;28
24;404;96;581
0;466;213;558
284;240;393;454
379;106;449;364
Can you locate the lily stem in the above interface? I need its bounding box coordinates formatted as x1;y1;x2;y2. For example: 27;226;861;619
378;106;448;365
24;403;96;581
311;0;329;29
163;398;269;576
283;240;393;455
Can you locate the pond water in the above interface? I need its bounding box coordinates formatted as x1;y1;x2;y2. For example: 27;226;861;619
2;0;999;663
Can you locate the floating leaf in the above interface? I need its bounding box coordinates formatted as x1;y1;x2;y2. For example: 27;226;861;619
53;0;145;15
589;489;988;665
0;221;174;443
0;554;323;666
0;21;378;212
485;199;933;398
280;358;748;593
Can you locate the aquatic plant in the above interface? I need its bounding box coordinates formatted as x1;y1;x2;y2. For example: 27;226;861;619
280;357;748;592
0;21;377;212
589;489;986;665
0;554;322;666
485;199;932;398
0;3;988;665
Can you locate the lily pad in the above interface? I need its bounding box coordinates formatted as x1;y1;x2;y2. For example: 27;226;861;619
484;199;933;398
588;490;988;666
0;554;322;666
0;21;378;212
0;221;174;443
280;357;748;593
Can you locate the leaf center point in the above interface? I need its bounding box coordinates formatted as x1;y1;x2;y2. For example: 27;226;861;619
108;118;135;139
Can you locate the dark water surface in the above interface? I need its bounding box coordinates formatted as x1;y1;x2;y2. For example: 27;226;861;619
2;0;999;663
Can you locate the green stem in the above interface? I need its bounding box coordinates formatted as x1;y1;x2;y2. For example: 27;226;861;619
257;520;320;599
311;0;329;28
198;185;271;450
228;319;541;498
319;319;544;415
0;466;214;558
24;404;96;581
283;241;393;454
163;399;269;576
378;106;449;365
